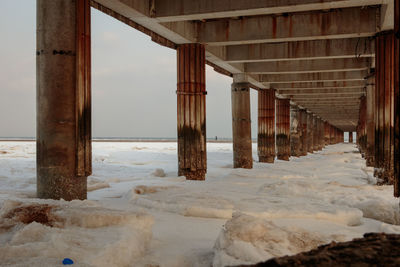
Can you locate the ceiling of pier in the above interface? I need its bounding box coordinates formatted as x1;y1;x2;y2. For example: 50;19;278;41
92;0;394;132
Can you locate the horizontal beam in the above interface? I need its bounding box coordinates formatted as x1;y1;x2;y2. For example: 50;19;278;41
296;101;360;105
259;70;368;83
271;80;365;89
246;58;370;74
225;38;374;63
278;88;365;95
153;0;382;22
196;7;377;45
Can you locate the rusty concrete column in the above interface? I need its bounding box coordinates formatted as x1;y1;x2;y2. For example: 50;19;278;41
258;89;275;163
290;104;301;157
318;119;324;150
312;115;318;151
359;95;367;156
366;74;376;166
37;0;91;200
324;122;330;146
330;125;335;144
374;32;395;184
232;77;252;168
177;43;207;180
299;109;308;156
394;0;400;196
276;98;290;160
349;132;353;143
307;112;314;153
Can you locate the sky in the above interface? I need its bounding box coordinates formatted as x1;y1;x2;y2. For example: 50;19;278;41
0;1;258;139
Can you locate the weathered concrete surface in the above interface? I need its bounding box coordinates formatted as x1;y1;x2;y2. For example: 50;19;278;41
177;43;207;180
276;99;290;160
259;70;367;83
225;38;374;63
366;75;375;166
258;89;275;163
299;109;308;156
394;0;399;197
290;105;301;157
232;81;253;168
152;0;383;22
196;7;377;45
246;58;369;74
37;0;91;200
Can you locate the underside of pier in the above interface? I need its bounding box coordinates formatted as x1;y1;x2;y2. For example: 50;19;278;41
36;0;399;198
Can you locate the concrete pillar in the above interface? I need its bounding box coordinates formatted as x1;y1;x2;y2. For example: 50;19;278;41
232;78;252;168
276;98;290;160
299;109;308;156
312;116;318;151
37;0;91;200
394;0;399;196
258;89;275;163
375;32;395;184
307;113;314;153
290;105;301;157
318;118;324;150
324;122;330;146
329;125;335;144
366;74;376;166
349;132;353;143
360;96;367;156
177;43;207;180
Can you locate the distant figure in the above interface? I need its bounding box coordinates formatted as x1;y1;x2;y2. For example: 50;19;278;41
215;136;218;140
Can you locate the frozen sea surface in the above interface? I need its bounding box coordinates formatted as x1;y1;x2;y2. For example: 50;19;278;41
0;142;399;266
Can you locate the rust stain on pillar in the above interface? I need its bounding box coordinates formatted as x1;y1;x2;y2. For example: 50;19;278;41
232;82;253;168
299;109;308;156
366;74;376;167
37;0;91;200
375;31;395;184
290;105;301;157
394;0;400;197
357;96;367;157
276;99;290;160
177;43;207;180
258;89;275;163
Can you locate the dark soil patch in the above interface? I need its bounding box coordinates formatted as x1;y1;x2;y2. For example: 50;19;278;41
242;233;400;267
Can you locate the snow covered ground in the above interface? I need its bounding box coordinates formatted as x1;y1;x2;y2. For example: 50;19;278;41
1;141;400;266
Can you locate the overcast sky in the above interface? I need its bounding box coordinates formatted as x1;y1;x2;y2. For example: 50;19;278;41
0;1;258;139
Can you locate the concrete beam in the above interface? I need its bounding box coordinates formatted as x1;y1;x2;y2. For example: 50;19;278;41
291;94;363;99
225;38;374;63
278;88;365;95
153;0;382;22
246;58;370;74
196;7;378;45
259;70;368;83
271;80;365;89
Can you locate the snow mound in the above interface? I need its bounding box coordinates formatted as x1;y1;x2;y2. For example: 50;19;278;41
213;213;332;267
152;168;166;177
0;200;153;267
128;187;234;219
